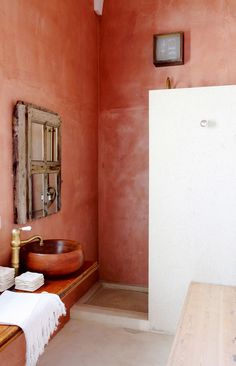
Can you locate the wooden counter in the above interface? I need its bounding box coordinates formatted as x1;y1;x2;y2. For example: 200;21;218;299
0;260;98;365
167;282;236;366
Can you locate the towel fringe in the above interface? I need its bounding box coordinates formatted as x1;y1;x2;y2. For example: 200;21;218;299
23;293;66;366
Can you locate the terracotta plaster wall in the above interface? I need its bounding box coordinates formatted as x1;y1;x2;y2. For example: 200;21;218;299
99;0;236;285
0;0;99;265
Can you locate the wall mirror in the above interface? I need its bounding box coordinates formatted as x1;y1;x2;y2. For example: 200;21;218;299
13;101;61;224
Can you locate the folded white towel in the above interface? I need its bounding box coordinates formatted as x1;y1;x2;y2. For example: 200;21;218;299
0;279;15;292
0;290;66;366
15;271;45;292
0;266;15;281
0;266;15;276
15;271;44;283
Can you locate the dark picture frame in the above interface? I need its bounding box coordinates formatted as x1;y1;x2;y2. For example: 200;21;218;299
153;32;184;67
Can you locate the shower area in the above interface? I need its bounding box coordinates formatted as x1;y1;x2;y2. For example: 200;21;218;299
83;284;147;313
73;85;236;335
71;282;149;330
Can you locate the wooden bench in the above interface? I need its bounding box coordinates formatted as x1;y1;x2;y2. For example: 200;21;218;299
0;261;99;366
167;282;236;366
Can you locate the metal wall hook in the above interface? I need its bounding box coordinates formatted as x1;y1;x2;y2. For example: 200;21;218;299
166;77;172;89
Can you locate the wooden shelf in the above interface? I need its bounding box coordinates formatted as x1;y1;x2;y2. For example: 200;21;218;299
0;260;98;362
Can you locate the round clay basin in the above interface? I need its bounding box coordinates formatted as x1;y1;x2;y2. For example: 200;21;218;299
20;239;84;277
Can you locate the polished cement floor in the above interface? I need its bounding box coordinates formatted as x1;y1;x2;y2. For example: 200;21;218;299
38;285;173;365
37;318;173;366
86;286;148;313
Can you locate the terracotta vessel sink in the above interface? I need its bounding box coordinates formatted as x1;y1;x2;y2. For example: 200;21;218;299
20;239;84;277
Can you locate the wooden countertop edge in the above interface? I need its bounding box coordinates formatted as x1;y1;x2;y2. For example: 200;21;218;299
56;262;98;298
0;261;99;350
0;326;20;351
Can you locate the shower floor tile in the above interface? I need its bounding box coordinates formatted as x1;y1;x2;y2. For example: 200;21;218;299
84;284;148;313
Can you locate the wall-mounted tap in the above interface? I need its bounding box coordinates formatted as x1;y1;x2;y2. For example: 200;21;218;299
11;226;43;275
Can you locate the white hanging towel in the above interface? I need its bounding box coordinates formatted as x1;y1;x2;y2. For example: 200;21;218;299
0;290;66;366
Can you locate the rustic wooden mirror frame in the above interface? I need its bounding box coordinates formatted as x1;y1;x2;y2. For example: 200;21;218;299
13;101;61;224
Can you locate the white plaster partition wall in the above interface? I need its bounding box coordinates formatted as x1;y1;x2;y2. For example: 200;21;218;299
149;85;236;334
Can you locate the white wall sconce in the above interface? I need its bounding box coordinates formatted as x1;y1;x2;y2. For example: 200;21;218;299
200;119;209;127
94;0;104;16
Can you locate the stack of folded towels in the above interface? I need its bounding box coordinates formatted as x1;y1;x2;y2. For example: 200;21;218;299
0;266;15;292
15;271;44;291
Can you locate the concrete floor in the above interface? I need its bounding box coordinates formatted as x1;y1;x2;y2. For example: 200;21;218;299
37;319;173;366
38;285;173;365
86;286;148;313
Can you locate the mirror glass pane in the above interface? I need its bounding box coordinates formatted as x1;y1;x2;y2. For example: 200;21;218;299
46;126;52;161
31;122;44;160
47;173;58;215
46;126;58;162
32;173;44;219
53;128;58;161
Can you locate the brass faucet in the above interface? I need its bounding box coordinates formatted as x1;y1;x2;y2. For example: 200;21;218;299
11;228;43;276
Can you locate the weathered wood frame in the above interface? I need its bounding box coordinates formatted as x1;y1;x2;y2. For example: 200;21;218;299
13;101;61;224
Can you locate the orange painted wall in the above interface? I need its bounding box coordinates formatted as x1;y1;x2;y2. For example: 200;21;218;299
99;0;236;285
2;0;236;287
0;1;99;265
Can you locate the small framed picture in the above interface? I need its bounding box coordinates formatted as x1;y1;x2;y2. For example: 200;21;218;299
153;32;184;67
